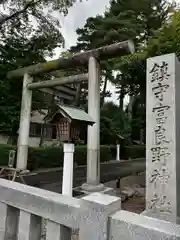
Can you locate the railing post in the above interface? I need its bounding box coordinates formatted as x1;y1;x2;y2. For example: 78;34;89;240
0;203;19;239
17;210;41;240
16;73;33;170
62;143;74;196
79;192;121;240
109;210;180;240
61;143;75;240
46;220;71;240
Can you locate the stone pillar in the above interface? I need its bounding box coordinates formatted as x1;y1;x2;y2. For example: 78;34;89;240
144;53;180;223
82;56;104;192
62;143;75;196
16;73;33;170
116;144;120;161
79;193;121;240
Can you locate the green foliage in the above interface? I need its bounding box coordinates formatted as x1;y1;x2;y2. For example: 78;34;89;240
100;102;131;144
0;144;16;165
0;0;84;40
115;6;180;111
0;144;145;171
0;33;60;134
109;144;145;159
71;0;171;110
124;145;145;159
147;10;180;57
0;0;86;134
70;0;177;144
0;144;113;170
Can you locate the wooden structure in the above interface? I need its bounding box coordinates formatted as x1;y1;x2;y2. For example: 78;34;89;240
0;150;29;183
49;105;94;143
29;105;94;145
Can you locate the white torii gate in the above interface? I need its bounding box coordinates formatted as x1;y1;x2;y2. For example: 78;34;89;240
7;40;135;192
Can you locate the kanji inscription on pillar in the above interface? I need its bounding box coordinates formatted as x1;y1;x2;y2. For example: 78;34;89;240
146;54;180;221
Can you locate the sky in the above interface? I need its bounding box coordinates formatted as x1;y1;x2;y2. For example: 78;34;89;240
55;0;126;106
60;0;110;48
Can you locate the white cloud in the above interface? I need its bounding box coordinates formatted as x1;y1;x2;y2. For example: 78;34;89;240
60;0;110;47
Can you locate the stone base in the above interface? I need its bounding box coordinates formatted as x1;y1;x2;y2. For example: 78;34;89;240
81;183;105;193
142;210;180;224
74;185;114;199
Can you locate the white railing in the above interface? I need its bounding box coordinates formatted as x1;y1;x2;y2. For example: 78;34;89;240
109;210;180;240
0;178;180;240
0;178;120;240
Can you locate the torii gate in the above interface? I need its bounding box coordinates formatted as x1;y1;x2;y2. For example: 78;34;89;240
7;40;135;192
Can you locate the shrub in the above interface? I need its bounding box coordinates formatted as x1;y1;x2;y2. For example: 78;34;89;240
0;144;16;165
124;145;145;159
0;144;112;170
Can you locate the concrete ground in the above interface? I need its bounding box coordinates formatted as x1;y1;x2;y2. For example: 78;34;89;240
28;159;145;194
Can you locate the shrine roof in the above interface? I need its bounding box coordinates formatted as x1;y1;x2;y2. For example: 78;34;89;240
57;105;95;125
30;109;48;124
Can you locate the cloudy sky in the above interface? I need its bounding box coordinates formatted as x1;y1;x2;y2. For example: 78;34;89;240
60;0;110;48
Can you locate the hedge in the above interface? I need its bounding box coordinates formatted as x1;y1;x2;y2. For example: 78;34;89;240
0;144;112;171
124;145;145;159
110;145;145;160
0;144;145;171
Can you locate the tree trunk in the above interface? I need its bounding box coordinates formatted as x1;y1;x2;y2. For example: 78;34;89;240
128;95;136;121
140;128;144;145
127;95;138;143
0;0;41;26
119;86;125;110
101;75;108;107
39;124;45;147
39;95;55;146
74;83;81;107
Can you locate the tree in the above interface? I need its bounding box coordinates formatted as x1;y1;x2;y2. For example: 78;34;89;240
71;16;117;106
0;0;87;136
0;31;61;135
100;102;131;144
71;0;173;142
0;0;83;29
72;0;171;108
147;9;180;57
0;0;89;61
113;1;177;142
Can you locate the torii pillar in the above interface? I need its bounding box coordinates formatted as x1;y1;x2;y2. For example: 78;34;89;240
16;73;33;169
82;56;104;192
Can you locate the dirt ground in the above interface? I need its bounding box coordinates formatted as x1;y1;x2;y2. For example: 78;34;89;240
122;195;145;213
105;172;146;213
121;173;145;213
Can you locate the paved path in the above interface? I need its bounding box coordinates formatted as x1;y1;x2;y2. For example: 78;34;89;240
23;159;145;194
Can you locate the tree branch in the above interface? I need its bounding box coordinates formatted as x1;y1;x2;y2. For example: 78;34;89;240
0;0;41;26
0;0;7;4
